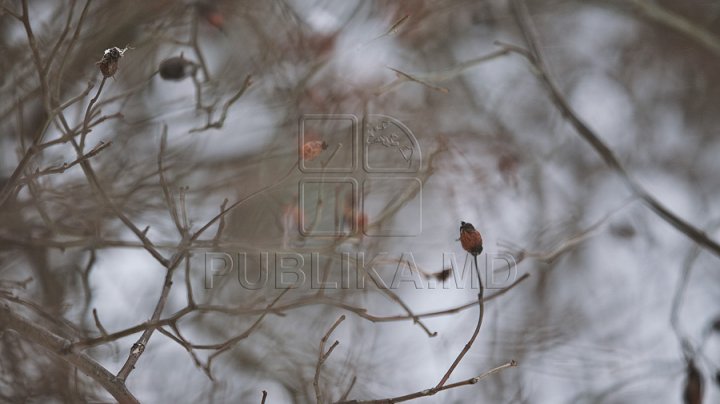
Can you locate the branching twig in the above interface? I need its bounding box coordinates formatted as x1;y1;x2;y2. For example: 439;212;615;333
0;304;139;404
189;75;253;133
116;252;185;381
315;315;346;404
69;274;529;351
505;0;720;260
19;141;112;185
611;0;720;57
337;360;517;404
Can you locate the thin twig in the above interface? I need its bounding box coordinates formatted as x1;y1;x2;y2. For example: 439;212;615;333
189;75;253;132
116;253;185;381
19;141;112;185
190;162;298;242
184;254;195;308
315;315;346;404
79;76;107;150
435;254;484;388
613;0;720;57
201;288;291;374
92;308;108;336
158;126;185;236
337;360;517;404
68;275;529;350
212;198;230;245
505;0;720;260
0;304;139;404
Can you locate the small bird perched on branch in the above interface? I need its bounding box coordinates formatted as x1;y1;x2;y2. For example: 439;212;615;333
459;221;483;257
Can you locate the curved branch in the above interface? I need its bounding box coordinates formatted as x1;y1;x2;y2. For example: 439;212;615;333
0;304;139;404
505;0;720;260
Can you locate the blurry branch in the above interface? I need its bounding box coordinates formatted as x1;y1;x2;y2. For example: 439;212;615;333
0;304;140;404
500;199;632;264
608;0;720;57
15;0;51;112
179;186;190;230
42;0;76;76
212;198;230;245
156;326;209;379
376;48;510;95
25;178;61;235
54;0;92;98
18;141;112;185
366;139;446;232
76;150;170;267
190;75;253;133
672;241;703;357
69;273;528;351
505;0;720;260
683;359;703;404
190;11;211;81
58;80;180;276
381;273;529;321
163;288;290;380
55;80;95;112
92;308;108;337
0;277;33;290
195;288;290;377
385;67;448;94
0;292;81;339
338;360;517;404
315;315;346;404
339;376;357;402
115;254;181;381
79;250;97;315
670;219;720;404
189;161;298;242
0;5;97;208
79;76;107;149
158;127;186;237
303;143;344;236
355;261;437;337
39;112;124;150
261;390;268;404
184;255;196;308
369;14;410;42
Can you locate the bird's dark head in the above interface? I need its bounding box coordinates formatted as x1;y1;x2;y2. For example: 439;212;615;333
460;221;475;232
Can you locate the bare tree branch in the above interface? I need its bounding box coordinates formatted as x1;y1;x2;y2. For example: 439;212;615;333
0;304;140;404
504;0;720;260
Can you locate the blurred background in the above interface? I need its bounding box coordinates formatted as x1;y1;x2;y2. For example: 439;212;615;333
1;0;720;403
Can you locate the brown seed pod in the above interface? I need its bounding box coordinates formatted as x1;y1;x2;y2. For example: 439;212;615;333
459;221;484;256
434;268;452;282
302;140;328;161
96;46;128;78
159;56;196;81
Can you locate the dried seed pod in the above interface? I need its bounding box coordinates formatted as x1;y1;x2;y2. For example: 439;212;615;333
459;221;484;257
434;268;452;282
302;140;328;161
96;46;128;78
159;56;196;81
